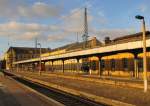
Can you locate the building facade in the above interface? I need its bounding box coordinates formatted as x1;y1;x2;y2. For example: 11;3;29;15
43;37;102;73
12;31;150;78
42;31;150;78
5;47;50;70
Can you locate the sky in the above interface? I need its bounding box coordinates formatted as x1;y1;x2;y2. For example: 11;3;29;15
0;0;150;56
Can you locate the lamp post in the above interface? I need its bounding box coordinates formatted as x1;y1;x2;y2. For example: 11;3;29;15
135;15;147;92
37;43;41;75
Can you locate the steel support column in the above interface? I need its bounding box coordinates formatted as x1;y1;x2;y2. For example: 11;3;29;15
62;60;64;73
98;57;102;77
134;54;139;78
17;64;19;72
22;64;24;71
43;62;46;71
76;58;80;74
51;61;54;72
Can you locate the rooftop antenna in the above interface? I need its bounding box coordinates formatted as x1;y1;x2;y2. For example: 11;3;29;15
82;7;89;48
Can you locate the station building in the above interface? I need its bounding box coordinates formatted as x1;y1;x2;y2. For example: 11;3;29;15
98;31;150;78
5;31;150;79
41;37;102;73
41;31;150;78
5;47;50;70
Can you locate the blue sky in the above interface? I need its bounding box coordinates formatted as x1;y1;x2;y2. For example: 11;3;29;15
0;0;150;57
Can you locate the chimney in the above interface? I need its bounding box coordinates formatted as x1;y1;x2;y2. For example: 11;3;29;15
104;37;111;44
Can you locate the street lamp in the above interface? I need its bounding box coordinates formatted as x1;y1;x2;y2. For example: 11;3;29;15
37;43;41;75
135;15;147;92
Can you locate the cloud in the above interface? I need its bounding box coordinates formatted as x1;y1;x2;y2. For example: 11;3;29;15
45;7;94;42
0;0;21;19
97;11;105;17
83;0;93;8
0;21;51;41
0;0;61;19
138;4;148;12
48;33;67;42
60;8;93;33
15;32;40;40
94;10;108;25
0;6;133;44
0;21;133;44
0;21;72;42
0;21;53;34
18;2;61;19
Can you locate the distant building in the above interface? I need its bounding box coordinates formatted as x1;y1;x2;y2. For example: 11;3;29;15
5;47;50;70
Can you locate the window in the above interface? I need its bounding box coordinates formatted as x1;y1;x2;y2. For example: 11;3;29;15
111;59;115;71
122;58;128;70
90;61;96;70
138;58;143;71
101;60;105;69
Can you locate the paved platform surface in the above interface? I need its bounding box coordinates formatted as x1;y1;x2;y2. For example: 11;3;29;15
9;71;150;106
48;71;147;84
0;72;62;106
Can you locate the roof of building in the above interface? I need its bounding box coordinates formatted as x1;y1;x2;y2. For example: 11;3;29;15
7;46;51;54
50;37;102;52
113;31;150;43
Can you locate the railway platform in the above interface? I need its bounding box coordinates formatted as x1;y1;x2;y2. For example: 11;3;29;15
6;70;150;106
0;72;64;106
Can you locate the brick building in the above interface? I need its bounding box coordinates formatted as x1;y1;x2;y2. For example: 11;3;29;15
5;47;50;70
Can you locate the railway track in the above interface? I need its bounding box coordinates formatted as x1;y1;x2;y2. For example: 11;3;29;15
5;72;106;106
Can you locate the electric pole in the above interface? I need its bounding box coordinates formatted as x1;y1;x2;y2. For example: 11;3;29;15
82;7;89;48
